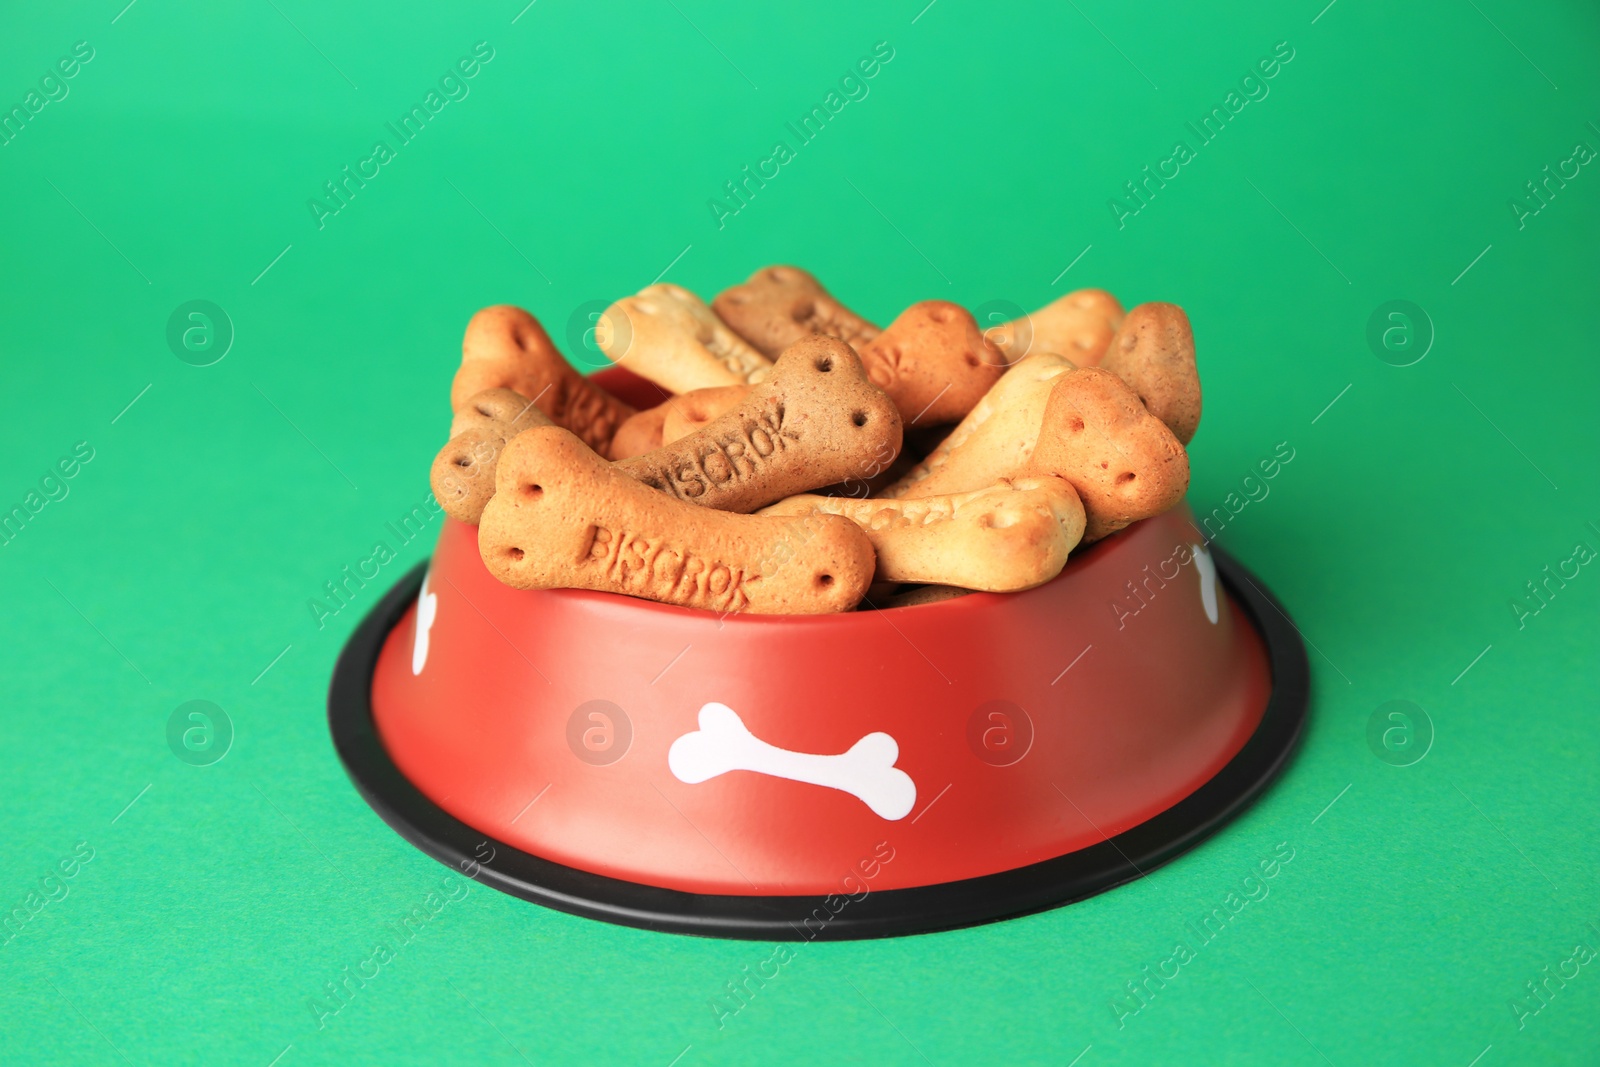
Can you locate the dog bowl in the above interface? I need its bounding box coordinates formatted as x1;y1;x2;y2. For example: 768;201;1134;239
330;368;1308;939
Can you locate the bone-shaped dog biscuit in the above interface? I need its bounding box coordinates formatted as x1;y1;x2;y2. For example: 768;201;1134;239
608;403;669;461
712;266;880;359
990;288;1124;367
668;703;916;820
446;386;551;439
617;336;902;513
812;448;919;501
884;350;1077;499
453;305;635;457
1027;368;1189;542
599;284;773;394
858;301;1007;426
1099;302;1201;444
661;384;752;445
762;475;1085;592
610;384;754;460
431;388;553;524
479;425;878;614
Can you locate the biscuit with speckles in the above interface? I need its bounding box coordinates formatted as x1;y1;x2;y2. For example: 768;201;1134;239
479;426;877;614
712;266;880;358
618;336;902;513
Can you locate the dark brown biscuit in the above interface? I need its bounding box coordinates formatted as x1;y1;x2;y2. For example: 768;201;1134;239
712;266;880;358
617;336;902;513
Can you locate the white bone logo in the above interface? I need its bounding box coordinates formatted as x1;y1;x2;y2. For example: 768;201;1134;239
1191;543;1219;625
668;703;917;821
411;570;438;675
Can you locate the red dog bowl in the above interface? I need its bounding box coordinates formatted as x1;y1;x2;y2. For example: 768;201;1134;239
330;369;1308;939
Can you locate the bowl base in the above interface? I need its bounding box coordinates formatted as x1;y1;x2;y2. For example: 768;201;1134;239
329;547;1309;941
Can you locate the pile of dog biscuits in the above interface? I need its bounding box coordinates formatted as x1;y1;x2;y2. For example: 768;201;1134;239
430;267;1199;615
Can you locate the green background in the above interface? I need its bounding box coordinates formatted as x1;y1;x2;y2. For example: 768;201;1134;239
2;0;1597;1063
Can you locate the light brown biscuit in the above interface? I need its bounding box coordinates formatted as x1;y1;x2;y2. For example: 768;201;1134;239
661;384;752;445
1026;368;1189;541
762;475;1086;592
617;336;902;513
599;284;773;394
453;305;635;457
884;350;1077;498
990;289;1124;366
479;426;877;614
712;265;880;358
431;389;553;524
609;404;669;461
859;301;1006;426
1099;303;1201;444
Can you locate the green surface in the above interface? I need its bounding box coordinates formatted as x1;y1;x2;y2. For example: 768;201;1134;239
2;0;1597;1063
